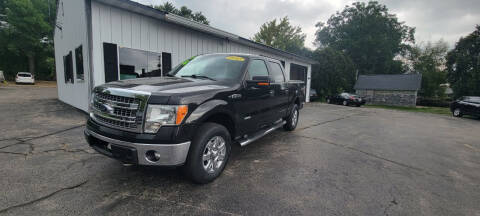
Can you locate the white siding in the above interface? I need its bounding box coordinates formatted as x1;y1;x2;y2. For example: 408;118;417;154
54;0;90;111
91;1;311;70
57;0;312;111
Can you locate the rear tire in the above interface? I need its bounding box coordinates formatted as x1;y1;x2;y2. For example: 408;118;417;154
326;98;331;104
183;122;231;184
342;100;348;106
452;108;463;117
284;104;299;131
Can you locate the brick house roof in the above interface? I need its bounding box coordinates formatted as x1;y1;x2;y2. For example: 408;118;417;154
354;74;422;91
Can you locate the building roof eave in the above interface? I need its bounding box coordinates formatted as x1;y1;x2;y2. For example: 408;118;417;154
93;0;317;64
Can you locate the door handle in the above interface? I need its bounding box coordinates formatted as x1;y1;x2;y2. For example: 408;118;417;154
228;94;242;99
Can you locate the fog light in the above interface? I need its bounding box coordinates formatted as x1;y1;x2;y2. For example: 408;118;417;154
145;150;160;162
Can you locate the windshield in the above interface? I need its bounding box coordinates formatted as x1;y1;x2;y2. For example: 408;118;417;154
340;93;359;98
168;55;247;81
464;96;480;103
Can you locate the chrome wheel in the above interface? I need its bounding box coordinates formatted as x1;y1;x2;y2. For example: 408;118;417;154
326;99;330;104
453;108;461;117
202;136;226;173
343;100;348;106
291;108;298;127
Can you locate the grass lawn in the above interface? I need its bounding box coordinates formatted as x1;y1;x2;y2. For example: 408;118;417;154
364;104;451;116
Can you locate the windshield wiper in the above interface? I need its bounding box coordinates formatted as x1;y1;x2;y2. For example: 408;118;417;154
181;74;216;81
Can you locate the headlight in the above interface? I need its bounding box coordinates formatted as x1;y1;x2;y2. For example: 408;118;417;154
144;105;188;133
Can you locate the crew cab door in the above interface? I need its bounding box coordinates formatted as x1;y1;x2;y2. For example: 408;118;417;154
267;61;289;120
236;59;275;135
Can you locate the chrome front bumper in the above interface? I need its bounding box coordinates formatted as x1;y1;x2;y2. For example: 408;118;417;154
84;129;190;166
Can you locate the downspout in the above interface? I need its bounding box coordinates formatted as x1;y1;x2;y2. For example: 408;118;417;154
86;0;94;107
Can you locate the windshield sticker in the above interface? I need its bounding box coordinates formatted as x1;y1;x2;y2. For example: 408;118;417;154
226;56;245;61
182;56;196;65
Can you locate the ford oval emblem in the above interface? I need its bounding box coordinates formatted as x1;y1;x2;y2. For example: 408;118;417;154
100;103;114;114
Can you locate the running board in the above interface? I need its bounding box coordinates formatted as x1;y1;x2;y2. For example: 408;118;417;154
239;120;286;147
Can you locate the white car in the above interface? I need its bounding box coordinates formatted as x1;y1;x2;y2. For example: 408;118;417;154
0;70;5;82
15;72;35;84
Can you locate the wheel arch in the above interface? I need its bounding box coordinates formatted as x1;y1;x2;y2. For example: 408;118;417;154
185;100;236;139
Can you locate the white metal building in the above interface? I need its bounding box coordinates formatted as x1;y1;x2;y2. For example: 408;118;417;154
54;0;316;112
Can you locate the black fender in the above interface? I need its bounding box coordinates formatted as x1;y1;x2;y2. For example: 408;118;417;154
287;89;304;114
185;99;235;125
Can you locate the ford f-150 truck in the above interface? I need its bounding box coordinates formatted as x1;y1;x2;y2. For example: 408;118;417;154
84;53;305;183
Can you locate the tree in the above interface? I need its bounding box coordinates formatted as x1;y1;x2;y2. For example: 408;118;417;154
253;16;306;55
154;2;209;25
315;1;415;75
0;0;55;77
408;40;448;98
446;25;480;98
311;48;356;98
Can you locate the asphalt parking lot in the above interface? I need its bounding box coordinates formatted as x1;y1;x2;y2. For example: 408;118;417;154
1;85;479;216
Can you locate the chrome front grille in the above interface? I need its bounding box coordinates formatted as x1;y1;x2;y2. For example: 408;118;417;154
90;87;150;133
96;92;137;104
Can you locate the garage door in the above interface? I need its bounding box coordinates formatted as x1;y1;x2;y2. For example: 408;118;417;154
290;63;307;101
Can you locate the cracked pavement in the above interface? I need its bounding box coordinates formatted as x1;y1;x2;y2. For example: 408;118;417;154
1;85;480;215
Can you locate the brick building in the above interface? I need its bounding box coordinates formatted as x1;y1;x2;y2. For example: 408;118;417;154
354;74;422;107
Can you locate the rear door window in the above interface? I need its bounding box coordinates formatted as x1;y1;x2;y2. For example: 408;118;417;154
268;62;285;83
246;59;269;80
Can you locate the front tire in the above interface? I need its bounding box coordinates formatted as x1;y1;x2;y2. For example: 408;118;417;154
452;108;463;117
342;100;348;106
326;98;331;104
183;122;231;184
284;104;299;131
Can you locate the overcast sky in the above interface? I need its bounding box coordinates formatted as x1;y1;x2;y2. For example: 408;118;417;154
134;0;479;49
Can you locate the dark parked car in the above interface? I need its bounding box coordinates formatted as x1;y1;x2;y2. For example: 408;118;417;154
450;96;480;118
84;53;305;183
326;93;365;107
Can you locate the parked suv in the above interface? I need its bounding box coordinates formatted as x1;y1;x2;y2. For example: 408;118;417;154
84;54;305;183
451;96;480;118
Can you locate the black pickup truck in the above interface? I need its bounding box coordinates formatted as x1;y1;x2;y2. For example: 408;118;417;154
84;53;305;183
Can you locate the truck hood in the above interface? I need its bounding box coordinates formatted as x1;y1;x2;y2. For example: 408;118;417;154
101;77;237;104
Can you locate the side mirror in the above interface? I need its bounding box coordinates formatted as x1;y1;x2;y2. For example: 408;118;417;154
246;76;271;88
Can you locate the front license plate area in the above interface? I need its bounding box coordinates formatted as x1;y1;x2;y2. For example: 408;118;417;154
110;144;138;164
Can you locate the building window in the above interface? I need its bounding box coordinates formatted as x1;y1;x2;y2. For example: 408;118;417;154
63;51;74;84
290;63;307;81
119;47;162;80
75;45;84;80
161;52;172;75
103;43;119;83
